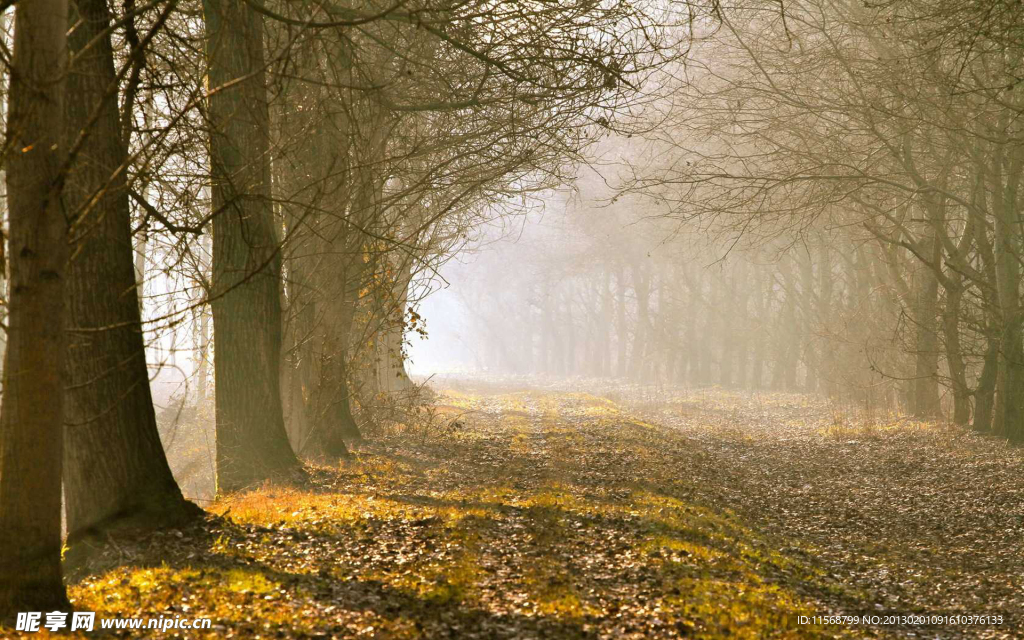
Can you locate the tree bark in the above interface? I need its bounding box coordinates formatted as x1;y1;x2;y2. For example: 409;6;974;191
203;0;301;492
974;337;999;432
0;0;72;615
62;0;201;546
317;271;362;447
910;204;942;418
197;303;211;403
937;210;974;427
994;141;1024;439
972;201;1000;432
941;282;970;425
378;258;416;394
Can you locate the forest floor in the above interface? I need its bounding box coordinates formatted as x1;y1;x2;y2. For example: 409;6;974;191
34;383;1024;638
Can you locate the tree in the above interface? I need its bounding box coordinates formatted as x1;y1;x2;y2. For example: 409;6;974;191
262;0;672;447
0;0;72;615
203;0;301;491
62;0;201;547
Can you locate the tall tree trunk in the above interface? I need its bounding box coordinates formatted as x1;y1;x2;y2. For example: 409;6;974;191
203;0;301;492
615;265;628;377
198;303;211;402
598;269;612;377
817;237;836;397
941;281;970;425
0;0;71;615
972;200;999;432
698;279;714;384
280;254;317;453
990;140;1024;438
274;82;355;457
542;285;558;375
938;204;973;426
316;269;362;448
799;249;818;392
62;0;200;547
733;263;750;389
0;10;8;372
974;337;999;432
749;269;767;390
911;204;942;418
521;305;535;374
629;260;649;381
564;284;577;376
681;271;698;384
719;269;735;387
774;262;799;391
379;259;416;393
653;273;674;383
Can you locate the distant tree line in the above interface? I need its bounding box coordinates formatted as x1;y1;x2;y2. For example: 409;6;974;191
467;0;1024;439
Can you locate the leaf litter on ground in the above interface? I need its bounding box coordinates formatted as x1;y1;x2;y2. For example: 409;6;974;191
16;380;1021;639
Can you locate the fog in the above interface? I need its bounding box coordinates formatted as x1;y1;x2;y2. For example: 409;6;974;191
408;148;907;419
2;0;1023;634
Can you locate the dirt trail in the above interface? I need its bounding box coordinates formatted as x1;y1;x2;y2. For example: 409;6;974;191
58;387;1020;639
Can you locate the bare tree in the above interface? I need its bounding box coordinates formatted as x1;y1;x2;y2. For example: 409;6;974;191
203;0;301;491
62;0;201;548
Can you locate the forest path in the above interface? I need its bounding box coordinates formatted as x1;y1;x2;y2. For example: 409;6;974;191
62;386;1019;639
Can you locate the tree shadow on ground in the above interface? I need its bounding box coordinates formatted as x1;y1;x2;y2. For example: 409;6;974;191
62;513;608;639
